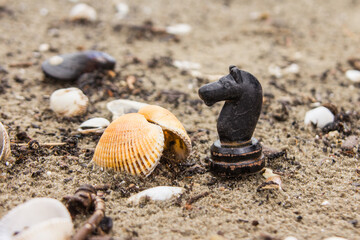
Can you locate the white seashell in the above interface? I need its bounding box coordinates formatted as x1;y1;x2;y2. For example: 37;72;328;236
173;60;201;70
304;106;334;129
165;24;192;35
69;3;97;22
50;87;89;117
0;122;11;162
115;2;129;19
106;99;148;121
0;198;73;240
321;200;330;206
128;186;184;204
78;117;110;134
345;69;360;83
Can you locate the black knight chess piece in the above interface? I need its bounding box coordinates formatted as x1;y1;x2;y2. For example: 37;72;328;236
198;65;265;176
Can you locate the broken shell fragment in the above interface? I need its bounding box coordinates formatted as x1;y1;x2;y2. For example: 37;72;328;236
92;113;165;176
304;106;334;129
106;99;148;121
0;122;11;161
138;105;192;162
0;198;73;240
42;51;116;81
128;186;184;204
69;3;97;22
78;117;110;134
50;87;89;117
258;168;282;191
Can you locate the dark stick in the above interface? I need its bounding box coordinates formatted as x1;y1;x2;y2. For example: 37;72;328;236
72;193;106;240
186;191;209;205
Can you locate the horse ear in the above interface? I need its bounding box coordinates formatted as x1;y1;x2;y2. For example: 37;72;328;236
229;66;243;83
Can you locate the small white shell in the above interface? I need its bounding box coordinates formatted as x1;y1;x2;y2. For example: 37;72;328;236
345;69;360;83
0;198;73;240
128;186;184;204
304;106;334;129
0;121;11;162
106;99;148;121
50;87;89;117
165;24;192;35
78;117;110;134
69;3;97;22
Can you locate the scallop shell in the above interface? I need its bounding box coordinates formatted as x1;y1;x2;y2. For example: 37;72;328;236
78;117;110;134
0;198;73;240
138;105;191;162
92;113;164;176
106;99;148;121
50;87;89;117
0;121;11;161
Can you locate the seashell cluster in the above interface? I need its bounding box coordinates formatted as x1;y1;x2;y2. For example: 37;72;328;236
128;186;184;205
106;99;148;121
78;117;110;134
0;121;11;161
93;105;192;176
50;87;89;117
0;198;73;240
69;3;97;22
42;51;116;81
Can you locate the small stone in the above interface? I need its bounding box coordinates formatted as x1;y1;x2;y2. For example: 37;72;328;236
341;135;359;150
283;63;300;74
321;200;330;206
345;70;360;83
304;106;335;129
39;8;49;16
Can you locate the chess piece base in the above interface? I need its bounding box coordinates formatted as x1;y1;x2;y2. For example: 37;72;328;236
210;138;265;176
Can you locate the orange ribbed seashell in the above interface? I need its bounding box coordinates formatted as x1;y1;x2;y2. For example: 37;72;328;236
138;105;192;162
92;113;164;176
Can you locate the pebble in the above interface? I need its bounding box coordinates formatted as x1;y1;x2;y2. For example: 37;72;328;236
165;24;192;35
345;70;360;83
127;186;184;204
115;2;129;19
304;106;334;129
341;135;359;150
69;3;97;22
39;8;49;16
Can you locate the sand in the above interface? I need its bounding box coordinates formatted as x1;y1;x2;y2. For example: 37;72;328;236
0;0;359;239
